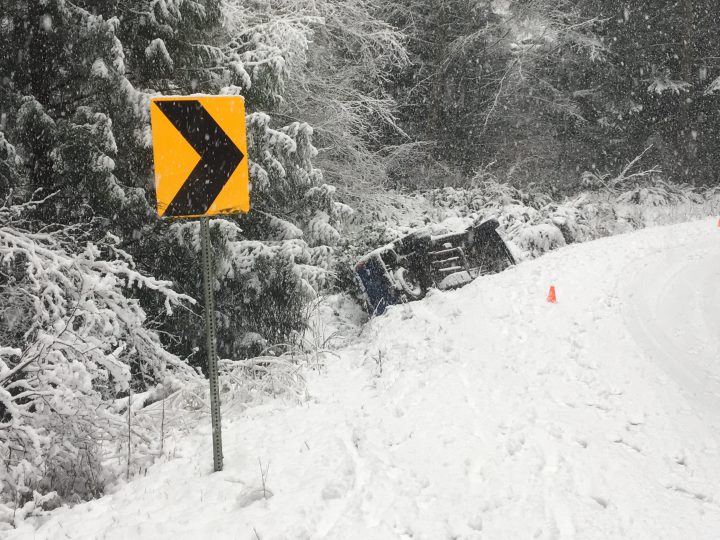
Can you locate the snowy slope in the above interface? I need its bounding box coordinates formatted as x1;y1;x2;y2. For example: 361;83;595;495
9;218;720;540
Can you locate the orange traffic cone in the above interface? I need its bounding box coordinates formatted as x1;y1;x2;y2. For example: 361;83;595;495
547;285;557;304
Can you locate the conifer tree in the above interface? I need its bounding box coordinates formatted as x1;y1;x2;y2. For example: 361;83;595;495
383;0;602;187
575;0;720;184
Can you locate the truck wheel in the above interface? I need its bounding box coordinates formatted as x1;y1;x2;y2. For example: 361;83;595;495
395;267;425;300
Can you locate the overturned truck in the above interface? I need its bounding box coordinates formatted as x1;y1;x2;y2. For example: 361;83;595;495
354;218;515;314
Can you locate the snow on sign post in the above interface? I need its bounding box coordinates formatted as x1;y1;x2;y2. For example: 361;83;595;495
150;95;250;472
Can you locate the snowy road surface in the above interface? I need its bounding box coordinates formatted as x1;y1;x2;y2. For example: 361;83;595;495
10;218;720;539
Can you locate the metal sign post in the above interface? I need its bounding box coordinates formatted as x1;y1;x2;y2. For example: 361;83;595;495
150;95;250;472
200;217;223;471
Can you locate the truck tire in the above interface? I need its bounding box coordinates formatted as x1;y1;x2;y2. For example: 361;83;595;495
395;266;425;300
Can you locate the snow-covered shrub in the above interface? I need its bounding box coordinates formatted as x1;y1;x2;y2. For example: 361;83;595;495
705;186;720;212
549;198;593;244
219;354;308;405
614;176;702;211
234;254;310;345
0;200;197;515
514;223;566;259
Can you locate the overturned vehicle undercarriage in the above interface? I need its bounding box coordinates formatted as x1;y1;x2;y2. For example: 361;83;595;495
354;218;516;314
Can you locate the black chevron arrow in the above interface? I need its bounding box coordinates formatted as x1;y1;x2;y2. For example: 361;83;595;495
155;100;244;217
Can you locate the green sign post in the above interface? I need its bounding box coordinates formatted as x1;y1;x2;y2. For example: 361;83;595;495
200;216;223;470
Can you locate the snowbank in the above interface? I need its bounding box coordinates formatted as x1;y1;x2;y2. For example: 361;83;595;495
7;218;720;539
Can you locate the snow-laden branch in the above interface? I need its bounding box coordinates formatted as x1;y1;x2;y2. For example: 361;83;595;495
0;198;199;512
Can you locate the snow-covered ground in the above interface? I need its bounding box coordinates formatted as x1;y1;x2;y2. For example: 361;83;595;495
9;218;720;539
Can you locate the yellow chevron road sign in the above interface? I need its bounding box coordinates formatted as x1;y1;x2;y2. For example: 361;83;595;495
150;95;249;218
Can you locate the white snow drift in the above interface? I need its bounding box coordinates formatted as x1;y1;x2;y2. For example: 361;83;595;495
9;218;720;539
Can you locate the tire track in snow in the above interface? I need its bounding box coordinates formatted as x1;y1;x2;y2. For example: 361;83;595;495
619;239;720;426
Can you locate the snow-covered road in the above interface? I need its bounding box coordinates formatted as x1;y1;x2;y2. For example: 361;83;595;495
10;218;720;540
621;239;720;425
